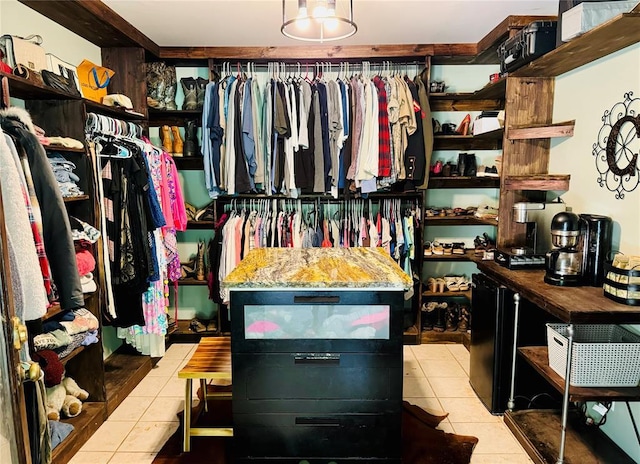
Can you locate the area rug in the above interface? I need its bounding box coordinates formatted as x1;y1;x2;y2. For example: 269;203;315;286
153;398;478;464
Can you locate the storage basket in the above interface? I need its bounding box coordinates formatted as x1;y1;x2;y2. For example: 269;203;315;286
546;323;640;387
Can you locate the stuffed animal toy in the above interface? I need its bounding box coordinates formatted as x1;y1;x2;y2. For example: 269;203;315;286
45;376;89;420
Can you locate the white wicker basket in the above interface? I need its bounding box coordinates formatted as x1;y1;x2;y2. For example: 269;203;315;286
546;323;640;387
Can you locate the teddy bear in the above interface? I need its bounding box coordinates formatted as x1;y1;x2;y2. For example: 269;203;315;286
46;377;89;421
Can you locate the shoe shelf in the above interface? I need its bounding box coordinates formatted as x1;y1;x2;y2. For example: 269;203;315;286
173;277;208;286
423;250;475;262
172;157;204;170
434;134;502;151
167;319;221;343
503;174;570;192
504;409;636;464
147;108;202;126
422;289;471;300
63;195;90;203
519;346;640;402
424;216;498;226
507;120;575;140
187;220;215;230
427;176;499;189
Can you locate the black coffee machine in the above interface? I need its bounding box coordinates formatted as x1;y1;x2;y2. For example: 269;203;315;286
580;213;613;286
545;212;612;287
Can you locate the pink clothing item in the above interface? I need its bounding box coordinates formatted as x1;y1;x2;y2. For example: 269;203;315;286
247;320;281;334
75;249;96;276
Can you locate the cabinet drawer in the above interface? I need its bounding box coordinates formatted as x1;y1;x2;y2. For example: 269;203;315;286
233;353;402;405
234;412;402;460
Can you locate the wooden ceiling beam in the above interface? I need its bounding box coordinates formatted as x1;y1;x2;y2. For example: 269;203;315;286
18;0;160;56
158;44;477;61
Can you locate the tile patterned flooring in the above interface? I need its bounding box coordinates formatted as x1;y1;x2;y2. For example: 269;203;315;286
68;343;534;464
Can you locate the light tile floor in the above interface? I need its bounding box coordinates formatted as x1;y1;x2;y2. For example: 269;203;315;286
69;342;534;464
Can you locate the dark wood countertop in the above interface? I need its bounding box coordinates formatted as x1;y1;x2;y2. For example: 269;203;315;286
473;258;640;324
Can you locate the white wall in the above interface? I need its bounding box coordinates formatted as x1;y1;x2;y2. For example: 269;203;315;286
551;43;640;462
0;0;101;67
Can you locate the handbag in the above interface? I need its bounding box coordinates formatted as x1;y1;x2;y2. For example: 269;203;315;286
0;34;48;72
13;64;45;87
41;69;81;97
46;53;82;94
77;59;114;103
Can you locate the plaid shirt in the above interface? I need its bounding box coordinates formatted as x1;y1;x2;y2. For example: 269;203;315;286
373;77;392;177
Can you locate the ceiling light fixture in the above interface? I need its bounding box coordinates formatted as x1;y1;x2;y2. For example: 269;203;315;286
281;0;357;42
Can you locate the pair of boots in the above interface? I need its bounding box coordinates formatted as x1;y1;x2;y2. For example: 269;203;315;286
146;62;177;110
161;121;200;157
180;239;207;281
181;77;208;111
457;152;477;177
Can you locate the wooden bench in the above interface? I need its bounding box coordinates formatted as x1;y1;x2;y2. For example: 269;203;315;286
177;336;232;452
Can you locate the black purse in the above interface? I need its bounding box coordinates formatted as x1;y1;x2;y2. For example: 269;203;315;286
41;69;81;97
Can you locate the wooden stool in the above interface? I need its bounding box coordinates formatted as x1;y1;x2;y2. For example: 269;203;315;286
177;336;233;452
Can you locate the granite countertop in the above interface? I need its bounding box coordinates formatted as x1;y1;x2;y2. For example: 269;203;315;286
222;248;413;290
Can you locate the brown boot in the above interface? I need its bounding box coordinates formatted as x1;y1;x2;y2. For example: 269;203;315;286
160;125;172;154
171;126;183;157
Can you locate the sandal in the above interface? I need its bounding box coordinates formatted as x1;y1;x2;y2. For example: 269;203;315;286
452;242;465;255
185;203;197;221
424;241;433;257
443;243;453;255
189;318;207;333
432;242;444;255
435;278;446;293
444;276;460;292
458;277;471;292
426;277;437;293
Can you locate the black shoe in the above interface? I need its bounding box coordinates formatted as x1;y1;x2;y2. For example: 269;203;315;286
457;153;467;178
183;119;200;157
464;153;477;177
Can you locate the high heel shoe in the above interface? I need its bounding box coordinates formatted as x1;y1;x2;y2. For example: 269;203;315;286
180;259;196;279
195;239;206;281
456;114;471;136
185;203;197;221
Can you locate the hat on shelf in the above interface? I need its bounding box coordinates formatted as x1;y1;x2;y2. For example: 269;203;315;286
102;94;133;110
31;349;64;387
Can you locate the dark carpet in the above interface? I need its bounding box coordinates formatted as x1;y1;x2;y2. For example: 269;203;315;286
153;398;478;464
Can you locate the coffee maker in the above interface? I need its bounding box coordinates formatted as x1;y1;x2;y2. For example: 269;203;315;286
545;212;584;286
580;213;613;287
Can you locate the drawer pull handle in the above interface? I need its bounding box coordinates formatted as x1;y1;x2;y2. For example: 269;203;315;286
295;417;340;426
294;354;340;365
553;337;564;347
293;296;340;304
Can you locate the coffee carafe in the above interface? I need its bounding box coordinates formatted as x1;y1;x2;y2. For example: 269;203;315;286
545;212;584;286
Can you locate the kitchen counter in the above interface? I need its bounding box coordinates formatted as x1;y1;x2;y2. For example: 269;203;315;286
473;257;640;324
222;247;413;290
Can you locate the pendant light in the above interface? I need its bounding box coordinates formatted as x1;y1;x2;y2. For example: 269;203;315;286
281;0;357;42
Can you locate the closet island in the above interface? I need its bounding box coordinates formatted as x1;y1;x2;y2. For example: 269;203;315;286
223;247;411;463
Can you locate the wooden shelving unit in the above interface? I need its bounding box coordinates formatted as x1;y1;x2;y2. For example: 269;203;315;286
519;346;640;402
172;157;204;170
63;195;90;203
186;220;215;230
503;175;570;192
83;100;145;121
173;277;208;286
425;216;498;226
507;120;575;140
423;250;475;262
434;134;502;150
421;330;470;349
45;146;86;153
148;108;202;126
428;176;500;189
60;346;86;366
51;402;106;464
0;71;80;100
422;289;472;300
504;409;636;464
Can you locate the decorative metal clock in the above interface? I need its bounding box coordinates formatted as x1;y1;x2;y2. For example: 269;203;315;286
593;91;640;199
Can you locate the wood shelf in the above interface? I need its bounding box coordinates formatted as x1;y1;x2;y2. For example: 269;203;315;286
507;120;575;140
503;174;570;192
51;402;106;464
429;79;507;111
428;176;500;189
0;71;81;100
43;303;62;321
84;100;145;121
45;146;86;153
187;220;215;230
422;289;471;300
63;195;90;203
403;324;420;345
60;346;86;366
504;409;636;464
148;108;202;126
423;250;475;262
167;320;221;343
173;157;204;170
425;216;498;226
511;12;640;78
434;134;502;151
172;277;209;286
421;330;470;348
519;346;640;402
